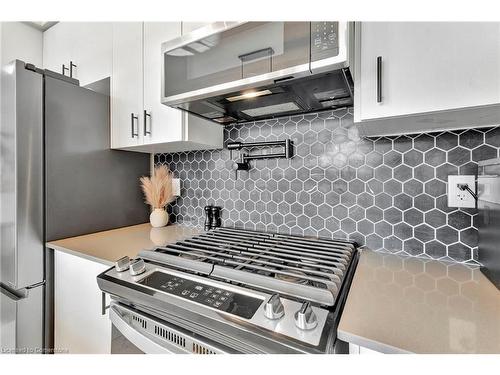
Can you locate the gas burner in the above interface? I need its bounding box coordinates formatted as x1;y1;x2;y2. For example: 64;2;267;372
275;271;310;285
256;269;273;277
179;250;206;260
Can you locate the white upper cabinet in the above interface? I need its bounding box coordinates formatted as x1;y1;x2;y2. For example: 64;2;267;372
111;22;144;149
110;22;223;153
181;22;213;35
71;23;112;86
43;22;112;86
355;22;500;135
143;22;183;145
43;22;73;75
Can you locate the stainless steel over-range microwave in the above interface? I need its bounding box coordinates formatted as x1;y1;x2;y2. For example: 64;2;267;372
161;22;354;125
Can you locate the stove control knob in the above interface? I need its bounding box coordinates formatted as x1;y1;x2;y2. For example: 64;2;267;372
264;293;285;320
115;256;130;272
294;302;318;330
129;258;146;276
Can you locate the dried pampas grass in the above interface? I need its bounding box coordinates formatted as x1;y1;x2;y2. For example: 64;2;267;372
140;165;175;209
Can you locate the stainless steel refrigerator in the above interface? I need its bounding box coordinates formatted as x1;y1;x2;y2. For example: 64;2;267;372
0;60;150;353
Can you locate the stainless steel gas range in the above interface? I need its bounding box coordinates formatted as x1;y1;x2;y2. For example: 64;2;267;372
97;227;359;354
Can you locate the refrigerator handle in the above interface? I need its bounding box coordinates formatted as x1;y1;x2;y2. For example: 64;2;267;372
26;281;46;290
0;282;28;301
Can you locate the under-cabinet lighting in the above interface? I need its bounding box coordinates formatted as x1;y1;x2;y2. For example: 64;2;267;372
226;89;272;102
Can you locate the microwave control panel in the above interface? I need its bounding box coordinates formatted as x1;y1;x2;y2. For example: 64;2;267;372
311;22;339;61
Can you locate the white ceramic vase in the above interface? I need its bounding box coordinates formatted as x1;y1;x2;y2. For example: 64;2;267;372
150;208;169;228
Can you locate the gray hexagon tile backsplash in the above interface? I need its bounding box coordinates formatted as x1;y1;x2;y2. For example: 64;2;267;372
155;107;500;264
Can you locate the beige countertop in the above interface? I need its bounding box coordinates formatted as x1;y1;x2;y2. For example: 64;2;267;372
47;223;201;266
338;249;500;354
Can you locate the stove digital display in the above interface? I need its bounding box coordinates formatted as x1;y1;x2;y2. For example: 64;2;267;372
138;271;262;319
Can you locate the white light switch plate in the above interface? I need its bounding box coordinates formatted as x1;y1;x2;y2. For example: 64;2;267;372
447;175;476;208
172;178;181;197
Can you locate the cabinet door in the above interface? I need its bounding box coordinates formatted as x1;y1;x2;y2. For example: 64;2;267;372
111;22;143;149
42;22;73;75
181;22;213;35
71;22;112;86
54;251;111;354
357;22;500;121
143;22;183;145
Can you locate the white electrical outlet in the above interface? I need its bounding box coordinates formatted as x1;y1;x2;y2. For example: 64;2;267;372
172;178;181;197
447;175;476;208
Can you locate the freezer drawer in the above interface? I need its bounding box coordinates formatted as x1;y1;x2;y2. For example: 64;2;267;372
0;283;44;353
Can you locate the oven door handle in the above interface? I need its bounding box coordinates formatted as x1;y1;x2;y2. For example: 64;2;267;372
109;305;175;354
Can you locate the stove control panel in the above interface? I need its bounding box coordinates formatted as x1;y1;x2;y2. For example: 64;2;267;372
102;263;331;347
138;271;262;319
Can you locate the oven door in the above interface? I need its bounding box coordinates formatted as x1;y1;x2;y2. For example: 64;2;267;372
109;302;229;354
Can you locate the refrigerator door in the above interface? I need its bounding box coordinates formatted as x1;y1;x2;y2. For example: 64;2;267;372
1;60;45;353
0;283;44;353
44;75;149;241
0;60;44;290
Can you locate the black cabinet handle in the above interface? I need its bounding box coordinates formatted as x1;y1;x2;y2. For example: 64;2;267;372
376;56;382;103
69;61;77;78
143;110;151;136
131;113;139;138
62;64;69;76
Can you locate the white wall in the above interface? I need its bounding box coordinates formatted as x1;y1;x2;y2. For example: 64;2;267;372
0;22;43;134
1;22;43;67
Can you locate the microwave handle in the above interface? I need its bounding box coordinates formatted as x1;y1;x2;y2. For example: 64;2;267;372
238;47;275;63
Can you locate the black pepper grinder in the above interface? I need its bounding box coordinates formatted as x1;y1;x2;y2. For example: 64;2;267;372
204;205;213;231
211;206;222;229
